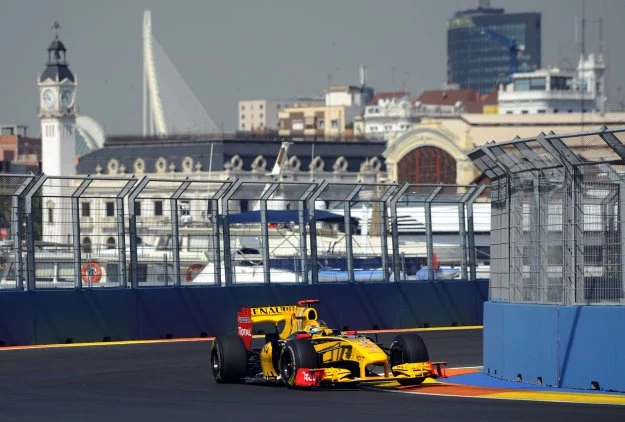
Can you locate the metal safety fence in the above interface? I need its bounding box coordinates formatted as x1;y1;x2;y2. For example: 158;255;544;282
469;126;625;305
0;174;490;289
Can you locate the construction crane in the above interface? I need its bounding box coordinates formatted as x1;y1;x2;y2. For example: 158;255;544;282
478;26;525;82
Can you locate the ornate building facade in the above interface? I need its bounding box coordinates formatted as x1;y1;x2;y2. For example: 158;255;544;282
384;113;625;186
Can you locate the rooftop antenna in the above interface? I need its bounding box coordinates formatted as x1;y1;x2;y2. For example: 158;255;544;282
598;17;604;56
581;0;586;130
598;14;607;114
577;0;586;142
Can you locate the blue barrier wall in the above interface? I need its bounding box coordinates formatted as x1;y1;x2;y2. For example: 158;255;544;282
483;301;625;392
0;280;487;346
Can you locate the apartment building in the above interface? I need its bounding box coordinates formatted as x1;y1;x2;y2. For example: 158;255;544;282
0;125;41;173
238;98;323;132
278;85;373;139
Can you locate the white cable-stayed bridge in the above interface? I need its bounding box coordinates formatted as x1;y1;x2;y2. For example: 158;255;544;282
142;10;219;136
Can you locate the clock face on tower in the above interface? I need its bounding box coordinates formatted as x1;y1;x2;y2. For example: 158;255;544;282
43;89;56;109
60;89;74;108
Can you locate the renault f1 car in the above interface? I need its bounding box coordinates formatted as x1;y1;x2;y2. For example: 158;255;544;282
210;299;446;387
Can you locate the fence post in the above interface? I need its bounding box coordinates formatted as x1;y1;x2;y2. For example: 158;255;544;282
466;185;486;280
71;178;93;289
425;186;442;280
307;180;328;285
344;185;363;282
116;178;137;288
24;175;47;291
13;175;35;290
211;181;234;287
171;178;191;286
298;183;319;284
221;178;242;286
457;187;473;280
259;183;279;284
128;176;150;289
389;183;409;282
379;185;398;282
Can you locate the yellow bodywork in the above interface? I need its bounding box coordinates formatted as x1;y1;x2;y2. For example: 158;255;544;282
248;304;321;339
310;335;434;384
249;302;437;385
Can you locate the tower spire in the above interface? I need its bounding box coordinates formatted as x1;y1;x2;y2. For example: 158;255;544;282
52;21;61;39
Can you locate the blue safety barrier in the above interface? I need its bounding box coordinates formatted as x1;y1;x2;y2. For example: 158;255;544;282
483;301;625;393
0;280;487;346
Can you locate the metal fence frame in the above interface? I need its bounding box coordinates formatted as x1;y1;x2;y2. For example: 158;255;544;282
0;173;489;289
470;126;625;305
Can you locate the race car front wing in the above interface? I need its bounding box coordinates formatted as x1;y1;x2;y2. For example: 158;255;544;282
293;361;447;388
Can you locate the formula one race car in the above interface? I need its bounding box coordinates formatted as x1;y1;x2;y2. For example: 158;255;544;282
210;299;446;388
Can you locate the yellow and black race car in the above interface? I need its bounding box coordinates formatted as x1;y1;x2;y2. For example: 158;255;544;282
210;299;446;388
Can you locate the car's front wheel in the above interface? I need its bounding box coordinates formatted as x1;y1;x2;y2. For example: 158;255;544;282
211;335;248;383
389;333;430;386
278;339;319;387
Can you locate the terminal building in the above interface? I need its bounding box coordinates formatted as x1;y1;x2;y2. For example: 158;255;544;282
383;113;625;186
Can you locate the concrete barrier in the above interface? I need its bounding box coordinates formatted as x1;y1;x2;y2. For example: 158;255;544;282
483;301;625;392
0;280;487;346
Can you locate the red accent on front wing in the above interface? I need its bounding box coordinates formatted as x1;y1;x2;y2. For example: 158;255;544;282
430;361;448;378
294;368;325;387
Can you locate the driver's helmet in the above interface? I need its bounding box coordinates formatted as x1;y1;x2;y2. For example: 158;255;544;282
309;320;328;335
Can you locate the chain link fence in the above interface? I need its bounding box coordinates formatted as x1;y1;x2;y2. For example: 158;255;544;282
470;126;625;305
0;174;490;289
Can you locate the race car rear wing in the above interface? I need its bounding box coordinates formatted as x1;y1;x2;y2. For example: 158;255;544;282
236;299;320;349
237;307;253;349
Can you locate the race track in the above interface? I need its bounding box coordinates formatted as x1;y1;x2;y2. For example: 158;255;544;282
0;329;623;422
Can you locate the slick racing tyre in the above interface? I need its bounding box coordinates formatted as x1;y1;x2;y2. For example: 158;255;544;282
211;335;248;383
389;333;430;386
278;339;319;387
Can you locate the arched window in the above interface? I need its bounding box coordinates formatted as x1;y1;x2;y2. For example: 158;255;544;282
397;146;456;184
106;237;116;250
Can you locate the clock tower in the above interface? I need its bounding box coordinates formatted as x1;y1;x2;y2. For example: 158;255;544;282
38;22;77;176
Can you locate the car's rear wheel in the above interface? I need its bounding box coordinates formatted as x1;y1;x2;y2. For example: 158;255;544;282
389;333;430;386
278;339;319;387
211;335;248;383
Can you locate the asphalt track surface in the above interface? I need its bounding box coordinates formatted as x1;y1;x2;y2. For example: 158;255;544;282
0;329;623;422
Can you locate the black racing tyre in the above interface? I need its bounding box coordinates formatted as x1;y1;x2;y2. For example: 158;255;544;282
211;335;248;384
389;333;430;386
278;339;319;387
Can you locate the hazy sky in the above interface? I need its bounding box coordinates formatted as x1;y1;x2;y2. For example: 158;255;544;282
1;0;624;136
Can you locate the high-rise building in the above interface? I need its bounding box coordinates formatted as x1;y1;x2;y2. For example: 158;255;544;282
447;0;541;94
